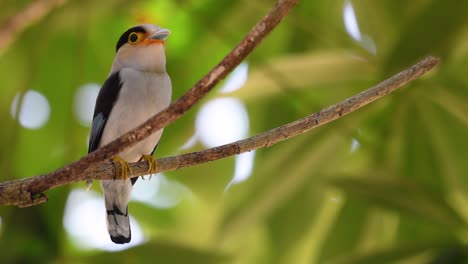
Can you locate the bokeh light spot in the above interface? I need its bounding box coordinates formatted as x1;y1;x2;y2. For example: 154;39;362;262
225;151;255;190
10;90;51;129
132;173;191;208
196;98;249;148
63;189;144;251
351;138;361;153
343;0;377;54
219;62;249;94
74;83;100;126
343;1;361;41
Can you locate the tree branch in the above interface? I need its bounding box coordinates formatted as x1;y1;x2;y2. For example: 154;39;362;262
0;55;439;207
85;52;439;177
0;0;300;207
0;0;66;56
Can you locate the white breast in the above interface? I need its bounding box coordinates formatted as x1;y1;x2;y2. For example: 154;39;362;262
99;68;172;162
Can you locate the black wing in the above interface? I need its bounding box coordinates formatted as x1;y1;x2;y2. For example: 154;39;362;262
88;71;122;153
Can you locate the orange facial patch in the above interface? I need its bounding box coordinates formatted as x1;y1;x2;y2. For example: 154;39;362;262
141;37;164;46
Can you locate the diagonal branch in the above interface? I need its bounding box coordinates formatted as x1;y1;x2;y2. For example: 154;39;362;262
0;0;66;55
0;0;300;207
0;55;439;207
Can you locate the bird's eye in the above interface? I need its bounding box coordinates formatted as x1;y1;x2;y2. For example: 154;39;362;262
128;32;141;44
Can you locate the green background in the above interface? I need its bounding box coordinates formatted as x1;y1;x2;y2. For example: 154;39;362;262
1;0;468;263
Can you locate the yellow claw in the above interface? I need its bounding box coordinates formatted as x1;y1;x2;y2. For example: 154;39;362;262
85;179;93;191
111;156;133;180
141;154;158;180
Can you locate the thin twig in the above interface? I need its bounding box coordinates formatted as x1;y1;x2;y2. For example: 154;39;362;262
0;0;300;207
69;56;442;177
0;0;66;55
0;55;439;207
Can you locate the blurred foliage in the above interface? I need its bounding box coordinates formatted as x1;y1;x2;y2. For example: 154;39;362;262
1;0;468;263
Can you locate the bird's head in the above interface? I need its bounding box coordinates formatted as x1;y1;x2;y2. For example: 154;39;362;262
111;24;170;73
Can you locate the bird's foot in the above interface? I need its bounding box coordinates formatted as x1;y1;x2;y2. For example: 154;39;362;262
111;156;133;180
141;154;158;180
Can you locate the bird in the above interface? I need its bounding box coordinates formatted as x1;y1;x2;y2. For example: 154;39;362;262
87;24;172;244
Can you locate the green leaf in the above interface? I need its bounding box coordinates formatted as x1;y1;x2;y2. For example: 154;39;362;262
317;199;369;263
331;176;465;229
77;240;229;264
327;241;459;264
383;0;468;74
218;130;347;244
